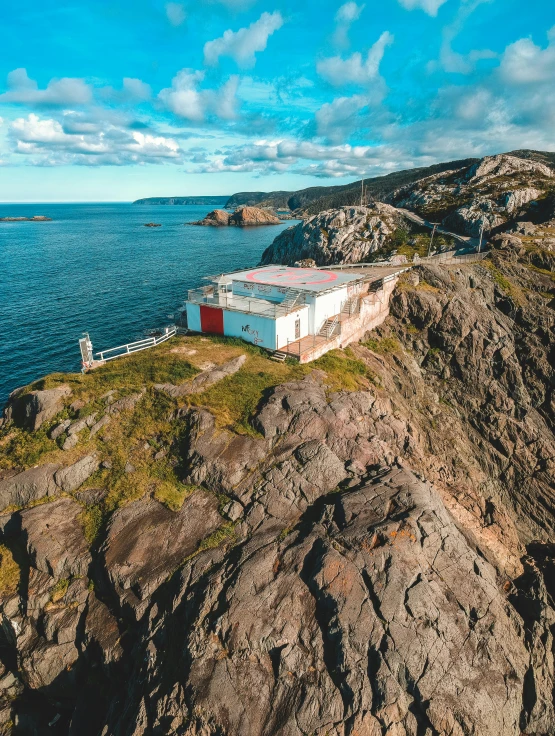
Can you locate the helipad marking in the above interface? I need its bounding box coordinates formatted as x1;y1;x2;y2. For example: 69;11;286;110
244;267;338;286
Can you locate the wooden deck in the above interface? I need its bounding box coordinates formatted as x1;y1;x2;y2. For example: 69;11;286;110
278;332;336;360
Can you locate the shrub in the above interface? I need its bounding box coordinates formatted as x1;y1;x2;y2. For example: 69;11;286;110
0;545;19;596
362;337;401;355
79;505;105;545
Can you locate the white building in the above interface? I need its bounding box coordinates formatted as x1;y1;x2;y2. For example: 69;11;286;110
185;264;404;362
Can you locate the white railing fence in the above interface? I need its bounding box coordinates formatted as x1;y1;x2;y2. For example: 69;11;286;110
96;327;177;363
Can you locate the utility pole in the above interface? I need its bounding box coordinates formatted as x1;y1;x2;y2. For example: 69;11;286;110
478;222;484;253
428;223;439;257
360;179;363;207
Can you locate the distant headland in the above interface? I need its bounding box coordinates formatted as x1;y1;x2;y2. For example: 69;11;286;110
133;196;229;206
0;216;52;222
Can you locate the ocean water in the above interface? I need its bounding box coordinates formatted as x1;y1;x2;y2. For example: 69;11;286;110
0;203;295;406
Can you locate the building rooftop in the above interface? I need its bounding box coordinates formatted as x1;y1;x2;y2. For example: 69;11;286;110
216;265;363;293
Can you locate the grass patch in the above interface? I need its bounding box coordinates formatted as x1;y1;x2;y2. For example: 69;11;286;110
362;336;401;355
79;505;105;545
29;338;200;405
50;577;70;603
485;262;525;304
186;353;308;433
0;545;19;597
312;348;375;391
197;521;236;553
0;424;57;471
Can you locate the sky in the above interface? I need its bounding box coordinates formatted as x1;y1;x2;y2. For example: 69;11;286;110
0;0;554;201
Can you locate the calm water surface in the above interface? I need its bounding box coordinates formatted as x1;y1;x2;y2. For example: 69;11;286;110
0;203;295;406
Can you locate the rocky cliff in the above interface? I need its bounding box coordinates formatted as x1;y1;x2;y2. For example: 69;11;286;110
260;204;409;266
388;154;555;238
0;229;554;734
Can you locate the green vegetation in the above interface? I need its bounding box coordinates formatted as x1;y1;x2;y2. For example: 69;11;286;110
79;505;105;545
0;423;57;470
0;335;385;522
50;577;70;603
485;262;525;305
0;545;20;596
197;521;236;552
153;476;196;511
313;348;376;391
362;336;401;355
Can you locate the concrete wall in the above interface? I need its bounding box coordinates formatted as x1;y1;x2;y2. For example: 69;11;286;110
306;286;349;333
275;307;309;350
186;302;201;332
222;310;277;350
297;277;398;363
339;278;398;347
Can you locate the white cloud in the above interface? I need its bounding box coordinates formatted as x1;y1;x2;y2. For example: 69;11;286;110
397;0;449;16
9;113;181;165
315;94;369;140
159;70;206;121
100;77;152;103
317;31;393;86
433;0;495;74
122;78;152;101
165;3;186;27
499;27;555;84
158;69;239;121
0;68;92;105
333;2;365;47
203;11;284;68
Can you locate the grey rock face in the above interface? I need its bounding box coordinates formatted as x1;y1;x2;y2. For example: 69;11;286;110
54;453;99;493
103;467;541;736
107;391;145;414
261;204;404;266
19;498;91;578
390;153;555;238
3;385;71;430
101;490;222;619
155;354;246;398
0;464;59;511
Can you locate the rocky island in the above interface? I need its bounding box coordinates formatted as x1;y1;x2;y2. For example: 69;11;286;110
191;205;281;227
0;216;52;222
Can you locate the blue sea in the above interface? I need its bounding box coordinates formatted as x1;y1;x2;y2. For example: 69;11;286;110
0;203;295;407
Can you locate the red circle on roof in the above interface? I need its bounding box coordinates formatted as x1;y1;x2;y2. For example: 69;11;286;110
245;267;337;285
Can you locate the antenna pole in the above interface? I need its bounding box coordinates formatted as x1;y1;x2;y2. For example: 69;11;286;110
428;223;438;257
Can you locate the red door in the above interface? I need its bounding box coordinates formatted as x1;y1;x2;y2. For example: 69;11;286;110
200;305;224;334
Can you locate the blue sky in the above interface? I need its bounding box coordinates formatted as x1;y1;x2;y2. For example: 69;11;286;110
1;0;554;201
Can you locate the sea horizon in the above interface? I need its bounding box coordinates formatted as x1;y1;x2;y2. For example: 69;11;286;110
0;202;295;405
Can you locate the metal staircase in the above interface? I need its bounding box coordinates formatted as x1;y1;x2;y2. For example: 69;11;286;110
341;296;361;316
276;288;304;315
318;316;340;339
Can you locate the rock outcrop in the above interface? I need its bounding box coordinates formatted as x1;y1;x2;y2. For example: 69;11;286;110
192;206;280;227
229;206;280;226
389;153;555;238
0;454;98;512
155;355;246;398
0;216;52;222
261;204;405;266
2;385;71;430
191;209;230;226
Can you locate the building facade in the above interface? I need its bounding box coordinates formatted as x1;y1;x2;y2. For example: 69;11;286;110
185;264;403;361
